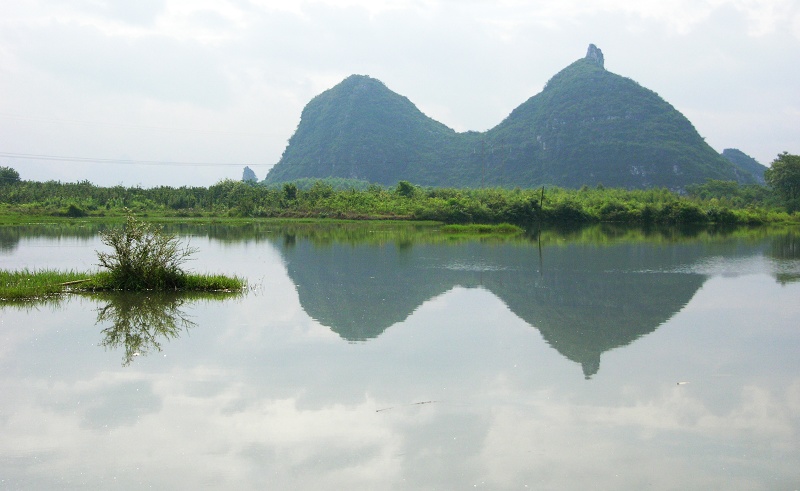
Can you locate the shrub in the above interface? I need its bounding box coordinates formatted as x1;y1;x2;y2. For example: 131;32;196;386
658;201;707;223
65;204;88;218
283;183;298;201
547;200;591;222
396;180;416;198
97;213;197;290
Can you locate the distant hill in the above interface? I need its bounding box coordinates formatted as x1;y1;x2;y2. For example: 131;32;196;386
721;148;766;184
265;75;458;185
265;45;751;190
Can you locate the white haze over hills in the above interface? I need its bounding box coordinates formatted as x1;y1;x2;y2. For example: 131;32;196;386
0;0;798;187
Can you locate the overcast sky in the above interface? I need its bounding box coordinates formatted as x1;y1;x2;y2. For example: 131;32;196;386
1;0;798;188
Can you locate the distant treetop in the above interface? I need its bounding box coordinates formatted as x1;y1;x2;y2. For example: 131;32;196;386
0;166;20;185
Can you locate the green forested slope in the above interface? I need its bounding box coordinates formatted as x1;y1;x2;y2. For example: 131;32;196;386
485;55;748;188
265;75;459;184
722;148;766;184
265;46;753;190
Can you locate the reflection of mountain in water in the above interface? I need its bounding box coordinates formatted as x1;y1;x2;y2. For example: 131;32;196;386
484;245;704;378
280;239;749;378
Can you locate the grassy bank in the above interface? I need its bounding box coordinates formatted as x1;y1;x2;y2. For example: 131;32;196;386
1;177;798;225
0;268;245;301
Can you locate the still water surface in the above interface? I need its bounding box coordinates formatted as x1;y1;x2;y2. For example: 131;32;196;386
1;223;799;489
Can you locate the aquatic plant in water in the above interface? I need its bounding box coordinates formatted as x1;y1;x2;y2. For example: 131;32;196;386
97;213;198;290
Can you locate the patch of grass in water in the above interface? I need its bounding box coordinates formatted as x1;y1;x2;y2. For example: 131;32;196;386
0;269;93;301
170;272;246;292
0;269;245;302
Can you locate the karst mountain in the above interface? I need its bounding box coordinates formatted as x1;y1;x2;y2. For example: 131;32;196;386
265;45;758;189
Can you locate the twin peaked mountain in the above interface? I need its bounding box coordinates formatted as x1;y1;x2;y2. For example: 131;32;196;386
265;45;756;189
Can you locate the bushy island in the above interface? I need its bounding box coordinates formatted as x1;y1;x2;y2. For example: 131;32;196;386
0;214;244;301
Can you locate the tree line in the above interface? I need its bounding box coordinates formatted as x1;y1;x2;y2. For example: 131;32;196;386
0;153;798;225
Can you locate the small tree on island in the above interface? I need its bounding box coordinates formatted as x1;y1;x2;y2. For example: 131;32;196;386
97;213;198;290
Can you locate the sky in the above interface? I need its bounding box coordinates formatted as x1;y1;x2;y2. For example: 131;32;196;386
1;0;798;188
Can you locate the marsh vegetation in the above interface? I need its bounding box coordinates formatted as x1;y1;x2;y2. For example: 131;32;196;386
0;214;244;301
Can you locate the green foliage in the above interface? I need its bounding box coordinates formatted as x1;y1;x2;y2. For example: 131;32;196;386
267;177;373;191
97;213;199;290
686;180;772;208
0;167;20;185
283;183;298;201
64;203;88;218
0;175;795;226
764;152;800;212
396;181;416;197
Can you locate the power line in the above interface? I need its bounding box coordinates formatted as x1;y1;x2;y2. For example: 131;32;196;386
0;152;260;167
0;112;272;137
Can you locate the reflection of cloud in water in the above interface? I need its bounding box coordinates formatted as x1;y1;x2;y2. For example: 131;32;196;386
668;256;772;276
1;368;798;489
438;262;511;272
480;382;800;489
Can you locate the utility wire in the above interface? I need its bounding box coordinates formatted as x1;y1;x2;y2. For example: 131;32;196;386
0;152;256;167
0;112;273;137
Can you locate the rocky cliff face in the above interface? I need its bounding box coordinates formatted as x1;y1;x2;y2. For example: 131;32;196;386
585;43;604;68
242;166;257;182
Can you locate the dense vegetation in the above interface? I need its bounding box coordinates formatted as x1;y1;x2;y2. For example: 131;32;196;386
264;47;756;190
0;169;797;225
765;152;800;213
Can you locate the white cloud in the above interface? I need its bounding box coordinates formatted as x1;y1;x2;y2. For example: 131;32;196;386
0;0;798;185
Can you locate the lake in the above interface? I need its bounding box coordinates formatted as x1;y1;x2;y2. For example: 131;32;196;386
1;222;799;490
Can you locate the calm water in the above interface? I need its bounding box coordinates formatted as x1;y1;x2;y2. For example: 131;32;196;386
1;223;799;490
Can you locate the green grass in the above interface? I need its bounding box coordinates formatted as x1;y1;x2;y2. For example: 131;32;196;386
0;268;246;302
0;269;94;300
176;273;246;291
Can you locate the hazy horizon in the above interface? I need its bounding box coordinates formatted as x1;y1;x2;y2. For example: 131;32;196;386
1;1;798;188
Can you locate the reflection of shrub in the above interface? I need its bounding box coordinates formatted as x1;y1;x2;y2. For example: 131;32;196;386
97;213;197;290
65;204;87;218
96;292;195;366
